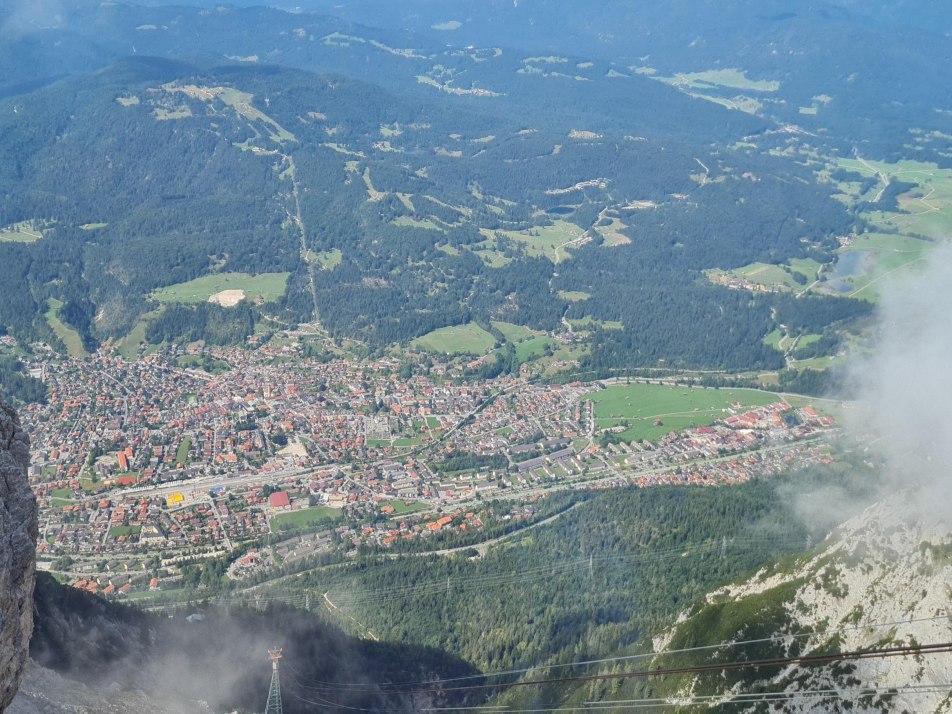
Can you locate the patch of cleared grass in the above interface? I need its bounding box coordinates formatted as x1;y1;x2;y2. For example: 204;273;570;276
411;323;497;355
151;272;290;304
303;249;343;270
664;68;780;92
393;217;443;232
491;321;538;343
557;290;591;302
516;336;556;362
45;299;88;358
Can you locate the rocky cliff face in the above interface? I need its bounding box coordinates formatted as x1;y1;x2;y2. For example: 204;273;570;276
653;498;952;713
0;401;37;713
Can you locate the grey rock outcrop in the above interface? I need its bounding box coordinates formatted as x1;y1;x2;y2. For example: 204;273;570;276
0;401;37;713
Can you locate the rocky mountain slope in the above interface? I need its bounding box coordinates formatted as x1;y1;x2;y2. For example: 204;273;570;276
0;401;37;713
7;664;197;714
651;498;952;712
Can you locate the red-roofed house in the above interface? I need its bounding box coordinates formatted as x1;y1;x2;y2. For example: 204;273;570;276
269;491;290;509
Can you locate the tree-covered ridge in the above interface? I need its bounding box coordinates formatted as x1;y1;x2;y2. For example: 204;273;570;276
0;55;868;369
265;478;820;679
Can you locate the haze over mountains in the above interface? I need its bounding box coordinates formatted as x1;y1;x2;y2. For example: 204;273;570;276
1;1;951;713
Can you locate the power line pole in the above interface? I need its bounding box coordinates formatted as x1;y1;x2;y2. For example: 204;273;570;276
265;648;284;714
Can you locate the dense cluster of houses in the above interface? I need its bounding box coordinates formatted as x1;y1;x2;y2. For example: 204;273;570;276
19;341;837;597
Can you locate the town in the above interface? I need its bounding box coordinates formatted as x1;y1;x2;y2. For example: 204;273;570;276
18;334;838;600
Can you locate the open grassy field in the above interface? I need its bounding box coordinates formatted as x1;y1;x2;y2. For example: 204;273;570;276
0;220;46;243
587;383;780;443
108;525;141;538
393;216;443;231
557;290;591;302
594;216;632;246
763;329;785;351
835;157;952;242
411;323;496;355
45;298;88;358
116;307;164;360
362;167;387;201
176;437;192;467
151;272;290;304
735;263;802;290
473;243;513;267
788;258;822;281
380;500;428;515
657;68;780;92
567;317;624;331
491;321;539;343
833;233;930;301
515;336;556;362
271;505;343;532
49;487;74;508
303;249;343;270
480;220;586;262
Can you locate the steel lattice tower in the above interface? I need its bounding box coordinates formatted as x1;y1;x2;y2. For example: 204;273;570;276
265;648;284;714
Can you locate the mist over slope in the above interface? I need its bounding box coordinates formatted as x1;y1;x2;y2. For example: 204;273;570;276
19;572;482;714
601;247;952;712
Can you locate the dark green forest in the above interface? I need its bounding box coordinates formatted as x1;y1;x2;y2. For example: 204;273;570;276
0;54;871;373
261;469;862;674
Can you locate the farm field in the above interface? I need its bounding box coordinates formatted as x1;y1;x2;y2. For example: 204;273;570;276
736;263;802;290
709;258;824;295
411;323;496;355
270;505;343;532
150;272;290;304
587;383;780;443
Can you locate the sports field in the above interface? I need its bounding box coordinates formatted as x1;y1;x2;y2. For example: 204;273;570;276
270;506;343;532
587;383;780;442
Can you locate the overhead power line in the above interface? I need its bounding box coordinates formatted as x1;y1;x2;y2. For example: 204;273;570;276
283;613;951;693
422;682;952;712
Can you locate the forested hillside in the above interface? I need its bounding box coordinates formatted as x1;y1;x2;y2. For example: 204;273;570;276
240;463;873;709
0;33;871;369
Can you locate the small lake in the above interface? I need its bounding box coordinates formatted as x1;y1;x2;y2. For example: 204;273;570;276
547;206;576;216
826;250;871;292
